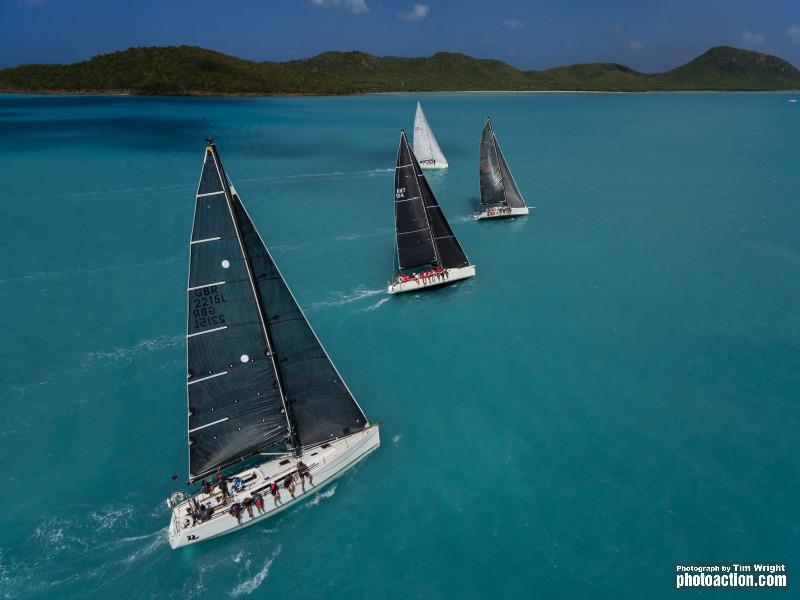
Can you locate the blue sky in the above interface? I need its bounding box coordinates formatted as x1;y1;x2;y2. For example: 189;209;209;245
2;0;800;71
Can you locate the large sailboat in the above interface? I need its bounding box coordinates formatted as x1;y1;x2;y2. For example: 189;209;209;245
475;117;530;220
166;140;380;549
388;131;475;294
413;102;448;169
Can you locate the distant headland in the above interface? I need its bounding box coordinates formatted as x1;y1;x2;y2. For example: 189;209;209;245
1;45;798;96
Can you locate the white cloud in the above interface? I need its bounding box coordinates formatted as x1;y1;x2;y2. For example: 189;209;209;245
503;19;525;30
786;25;800;44
628;39;644;51
309;0;369;15
740;30;765;47
398;4;430;23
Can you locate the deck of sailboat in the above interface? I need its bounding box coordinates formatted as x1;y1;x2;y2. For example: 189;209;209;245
387;265;476;295
169;426;380;548
474;206;530;220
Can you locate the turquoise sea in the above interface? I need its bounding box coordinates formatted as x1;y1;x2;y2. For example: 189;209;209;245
0;92;798;598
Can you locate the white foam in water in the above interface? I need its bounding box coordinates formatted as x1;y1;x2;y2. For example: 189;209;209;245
304;484;337;509
91;505;134;531
229;545;283;597
308;287;384;311
360;297;390;312
392;433;402;444
83;334;183;365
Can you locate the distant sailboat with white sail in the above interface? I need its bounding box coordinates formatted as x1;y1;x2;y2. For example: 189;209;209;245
166;140;380;549
388;131;475;294
475;117;530;220
413;102;448;169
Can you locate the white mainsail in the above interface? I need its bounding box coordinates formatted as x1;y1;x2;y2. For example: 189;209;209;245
413;102;448;169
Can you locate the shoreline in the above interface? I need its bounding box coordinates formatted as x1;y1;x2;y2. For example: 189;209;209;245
0;88;794;98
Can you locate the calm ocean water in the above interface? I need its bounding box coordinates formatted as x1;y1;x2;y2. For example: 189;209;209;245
0;91;798;598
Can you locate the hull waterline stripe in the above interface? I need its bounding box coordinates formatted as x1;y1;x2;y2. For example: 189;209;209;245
187;370;228;386
190;236;221;245
187;325;228;338
187;281;226;292
197;191;225;198
188;416;229;433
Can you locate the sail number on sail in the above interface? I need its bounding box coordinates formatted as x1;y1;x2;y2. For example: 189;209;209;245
191;285;228;329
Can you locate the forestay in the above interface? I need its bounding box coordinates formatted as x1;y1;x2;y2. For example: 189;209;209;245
413;102;448;168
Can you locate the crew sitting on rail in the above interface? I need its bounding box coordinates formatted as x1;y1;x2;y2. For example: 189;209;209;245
284;474;296;498
269;481;281;506
297;461;313;491
216;474;230;500
242;496;254;518
228;502;242;524
253;492;265;514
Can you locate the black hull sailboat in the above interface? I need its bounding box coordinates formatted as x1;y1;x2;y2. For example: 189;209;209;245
476;117;530;220
166;140;380;548
388;131;475;294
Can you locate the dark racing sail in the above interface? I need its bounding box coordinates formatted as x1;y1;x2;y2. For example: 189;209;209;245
394;131;437;270
479;118;526;209
394;131;469;271
412;151;470;269
186;141;367;482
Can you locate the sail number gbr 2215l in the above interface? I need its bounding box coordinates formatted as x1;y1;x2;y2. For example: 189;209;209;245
192;285;227;330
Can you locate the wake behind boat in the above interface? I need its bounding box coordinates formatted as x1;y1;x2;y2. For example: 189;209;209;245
388;131;475;295
475;117;530;220
166;140;380;549
413;102;448;169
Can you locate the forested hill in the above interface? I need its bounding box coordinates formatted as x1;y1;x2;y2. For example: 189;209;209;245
1;45;798;95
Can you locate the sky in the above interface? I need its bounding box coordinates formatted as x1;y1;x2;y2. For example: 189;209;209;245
2;0;800;71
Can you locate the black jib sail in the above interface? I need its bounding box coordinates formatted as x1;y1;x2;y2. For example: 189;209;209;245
394;131;469;271
186;141;367;482
479;118;526;209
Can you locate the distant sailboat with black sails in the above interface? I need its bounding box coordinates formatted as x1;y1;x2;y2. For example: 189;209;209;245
166;140;380;549
475;117;530;220
388;130;475;295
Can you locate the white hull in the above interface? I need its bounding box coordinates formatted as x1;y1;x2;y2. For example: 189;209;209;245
418;160;448;170
167;426;380;549
387;265;476;295
474;206;530;220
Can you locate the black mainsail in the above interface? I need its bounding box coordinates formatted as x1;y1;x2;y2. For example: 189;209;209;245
394;131;469;272
479;118;526;209
187;141;367;482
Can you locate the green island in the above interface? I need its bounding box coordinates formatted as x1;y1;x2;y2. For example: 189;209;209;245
1;45;798;95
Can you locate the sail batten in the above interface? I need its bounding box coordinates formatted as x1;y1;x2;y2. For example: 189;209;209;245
413;103;448;168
